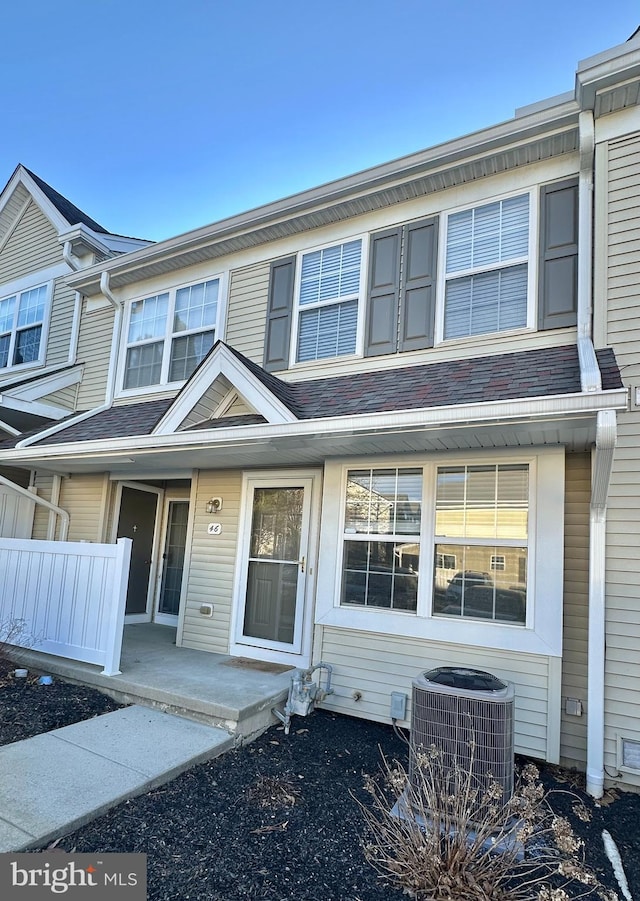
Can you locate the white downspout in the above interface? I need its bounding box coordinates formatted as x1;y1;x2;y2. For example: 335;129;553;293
17;271;122;449
587;409;617;798
100;271;123;407
0;474;69;541
577;110;601;393
575;108;616;798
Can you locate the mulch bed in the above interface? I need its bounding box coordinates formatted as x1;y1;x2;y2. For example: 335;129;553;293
2;659;640;900
0;658;124;745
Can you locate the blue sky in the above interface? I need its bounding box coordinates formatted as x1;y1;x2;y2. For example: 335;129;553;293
2;1;638;241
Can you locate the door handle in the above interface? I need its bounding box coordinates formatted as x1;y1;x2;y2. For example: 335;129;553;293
299;556;305;573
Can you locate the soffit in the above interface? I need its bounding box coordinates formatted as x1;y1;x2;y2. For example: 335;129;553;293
595;78;640;116
3;413;601;476
69;122;579;297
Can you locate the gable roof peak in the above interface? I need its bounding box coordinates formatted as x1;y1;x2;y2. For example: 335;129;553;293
19;165;109;234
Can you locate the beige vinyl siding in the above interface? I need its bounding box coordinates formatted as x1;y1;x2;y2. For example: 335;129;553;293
59;474;107;542
317;626;551;759
75;302;114;409
560;452;590;767
40;384;78;411
0;183;30;243
223;395;252;416
180;470;242;654
0;201;62;284
225;263;269;363
31;472;53;539
600;130;640;788
46;280;76;368
179;376;234;428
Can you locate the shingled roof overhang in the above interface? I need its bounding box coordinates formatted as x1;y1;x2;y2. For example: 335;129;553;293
0;346;627;476
66;102;579;297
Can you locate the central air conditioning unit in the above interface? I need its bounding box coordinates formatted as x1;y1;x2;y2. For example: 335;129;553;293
410;667;515;806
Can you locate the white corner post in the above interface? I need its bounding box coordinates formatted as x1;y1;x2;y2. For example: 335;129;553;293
101;536;133;676
587;409;617;798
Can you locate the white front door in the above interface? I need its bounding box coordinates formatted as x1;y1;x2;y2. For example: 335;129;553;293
233;473;319;665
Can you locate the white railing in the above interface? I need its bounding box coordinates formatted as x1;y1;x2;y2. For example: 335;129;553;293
0;537;132;676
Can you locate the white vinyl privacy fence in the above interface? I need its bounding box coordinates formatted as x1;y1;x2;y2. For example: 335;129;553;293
0;537;132;676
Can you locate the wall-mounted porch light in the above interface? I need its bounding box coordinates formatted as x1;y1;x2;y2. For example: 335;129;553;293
206;497;223;514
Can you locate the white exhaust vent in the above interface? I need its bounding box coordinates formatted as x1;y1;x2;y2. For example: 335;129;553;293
410;667;515;804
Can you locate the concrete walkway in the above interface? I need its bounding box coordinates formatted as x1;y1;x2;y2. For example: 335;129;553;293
0;705;234;852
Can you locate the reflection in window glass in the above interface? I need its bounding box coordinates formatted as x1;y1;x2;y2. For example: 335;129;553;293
342;467;421;612
432;543;526;624
342;540;419;611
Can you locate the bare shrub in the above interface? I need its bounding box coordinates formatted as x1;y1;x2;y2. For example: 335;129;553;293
357;744;618;901
0;617;37;670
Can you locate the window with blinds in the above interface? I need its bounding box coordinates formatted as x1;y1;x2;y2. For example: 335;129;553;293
296;239;362;362
443;194;530;340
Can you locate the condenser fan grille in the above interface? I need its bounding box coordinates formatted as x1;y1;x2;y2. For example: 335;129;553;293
409;668;515;804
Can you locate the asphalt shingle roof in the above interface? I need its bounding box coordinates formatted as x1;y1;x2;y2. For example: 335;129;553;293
7;344;623;448
25;168;110;234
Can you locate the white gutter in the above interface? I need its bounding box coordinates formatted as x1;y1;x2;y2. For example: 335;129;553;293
587;409;617;798
0;474;69;541
4;387;629;462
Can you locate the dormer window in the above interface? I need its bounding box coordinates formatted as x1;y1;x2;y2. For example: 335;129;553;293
122;277;223;391
0;283;48;370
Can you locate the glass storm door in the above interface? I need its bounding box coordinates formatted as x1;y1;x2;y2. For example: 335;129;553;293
156;500;189;623
239;479;313;655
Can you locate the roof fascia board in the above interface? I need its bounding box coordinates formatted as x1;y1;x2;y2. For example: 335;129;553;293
2;364;82;401
67;102;579;296
0;361;81;393
153;344;297;434
576;42;640;109
6;387;628;463
12;167;74;234
0;395;71;420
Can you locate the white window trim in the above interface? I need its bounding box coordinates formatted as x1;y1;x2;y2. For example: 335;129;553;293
0;270;57;375
315;448;564;658
434;189;539;345
289;233;369;367
116;271;228;398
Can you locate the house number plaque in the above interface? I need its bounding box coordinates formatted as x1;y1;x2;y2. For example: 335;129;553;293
207;523;222;535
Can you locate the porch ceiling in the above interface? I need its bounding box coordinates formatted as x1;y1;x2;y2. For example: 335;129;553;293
9;412;601;476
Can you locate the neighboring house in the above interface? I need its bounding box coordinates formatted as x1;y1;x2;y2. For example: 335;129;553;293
0;165;151;533
1;34;640;796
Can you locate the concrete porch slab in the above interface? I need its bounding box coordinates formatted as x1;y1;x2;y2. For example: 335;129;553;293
10;623;294;740
0;705;234;852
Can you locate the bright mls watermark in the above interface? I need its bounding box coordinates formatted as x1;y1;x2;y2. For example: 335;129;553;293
0;853;146;898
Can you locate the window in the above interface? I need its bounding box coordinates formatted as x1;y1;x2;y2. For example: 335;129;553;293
432;464;528;624
0;284;47;370
295;239;362;362
443;194;530;339
123;278;220;390
341;467;422;611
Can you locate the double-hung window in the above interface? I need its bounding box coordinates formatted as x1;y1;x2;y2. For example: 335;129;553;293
443;194;530;339
295;239;362;362
341;467;422;612
0;284;47;370
123;277;221;390
432;463;528;624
